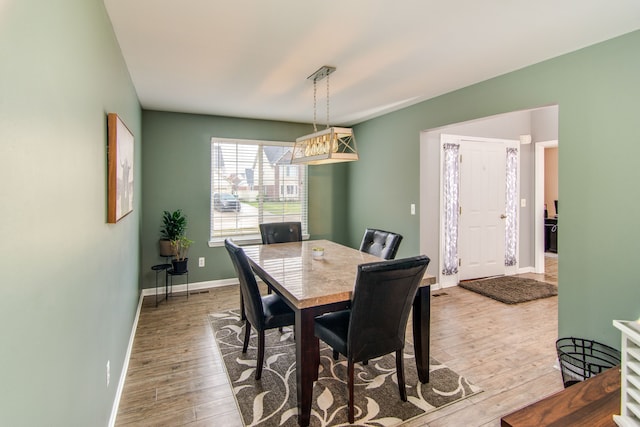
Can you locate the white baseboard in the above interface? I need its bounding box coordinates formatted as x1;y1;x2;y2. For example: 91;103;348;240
431;282;458;291
108;291;144;427
437;267;537;291
141;277;240;297
428;281;450;291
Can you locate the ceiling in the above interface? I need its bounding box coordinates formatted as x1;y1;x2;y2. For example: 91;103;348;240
104;0;640;126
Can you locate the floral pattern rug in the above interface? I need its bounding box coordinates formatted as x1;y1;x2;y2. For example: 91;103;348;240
210;310;481;427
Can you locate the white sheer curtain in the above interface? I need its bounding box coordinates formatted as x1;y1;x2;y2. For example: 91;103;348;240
442;143;459;275
504;147;518;266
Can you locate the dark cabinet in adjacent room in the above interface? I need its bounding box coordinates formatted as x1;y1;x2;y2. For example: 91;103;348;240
545;217;558;253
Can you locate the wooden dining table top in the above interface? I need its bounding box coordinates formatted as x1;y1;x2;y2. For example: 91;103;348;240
242;239;436;309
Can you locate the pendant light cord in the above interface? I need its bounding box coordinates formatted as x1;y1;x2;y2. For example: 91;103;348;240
326;72;330;129
310;66;334;133
312;78;318;133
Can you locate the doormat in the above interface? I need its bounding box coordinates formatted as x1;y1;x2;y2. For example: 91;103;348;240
459;276;557;304
210;310;481;427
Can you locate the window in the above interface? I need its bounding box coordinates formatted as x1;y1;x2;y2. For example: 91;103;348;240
210;138;308;244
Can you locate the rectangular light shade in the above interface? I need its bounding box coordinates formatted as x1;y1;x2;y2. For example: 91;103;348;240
291;127;358;165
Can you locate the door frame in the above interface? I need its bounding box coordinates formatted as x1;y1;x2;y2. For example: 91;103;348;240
534;139;558;274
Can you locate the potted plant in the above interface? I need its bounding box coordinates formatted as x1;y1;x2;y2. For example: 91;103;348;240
159;209;186;257
170;236;193;273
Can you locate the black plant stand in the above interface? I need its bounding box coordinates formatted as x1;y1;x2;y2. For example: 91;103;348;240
152;263;172;307
167;268;189;299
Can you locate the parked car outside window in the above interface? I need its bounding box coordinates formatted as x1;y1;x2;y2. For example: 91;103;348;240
213;193;241;212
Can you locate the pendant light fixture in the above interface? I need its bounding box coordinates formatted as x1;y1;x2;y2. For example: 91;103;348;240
291;66;358;165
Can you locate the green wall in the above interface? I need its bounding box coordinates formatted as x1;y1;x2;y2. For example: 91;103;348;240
140;110;349;289
0;0;141;425
348;30;640;348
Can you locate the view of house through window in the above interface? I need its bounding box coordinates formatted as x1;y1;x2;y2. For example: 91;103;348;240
210;138;308;243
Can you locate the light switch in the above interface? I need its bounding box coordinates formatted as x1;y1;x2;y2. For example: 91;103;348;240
520;198;526;208
410;204;416;215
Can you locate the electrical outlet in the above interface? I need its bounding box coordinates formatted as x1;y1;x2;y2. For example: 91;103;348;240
521;198;526;208
106;360;110;387
198;257;205;267
410;204;416;215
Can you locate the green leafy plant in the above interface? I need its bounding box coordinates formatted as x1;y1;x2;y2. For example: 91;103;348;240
161;210;187;241
171;236;193;261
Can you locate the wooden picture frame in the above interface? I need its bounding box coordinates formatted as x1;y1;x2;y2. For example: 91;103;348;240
107;113;134;223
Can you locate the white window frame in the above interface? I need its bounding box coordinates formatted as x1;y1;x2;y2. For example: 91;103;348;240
208;137;308;246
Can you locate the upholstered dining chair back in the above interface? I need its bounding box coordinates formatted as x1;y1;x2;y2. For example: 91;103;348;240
313;255;430;423
225;238;265;329
348;255;430;361
359;228;403;260
259;222;302;244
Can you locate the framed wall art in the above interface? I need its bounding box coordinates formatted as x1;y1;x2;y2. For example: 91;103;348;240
107;113;134;223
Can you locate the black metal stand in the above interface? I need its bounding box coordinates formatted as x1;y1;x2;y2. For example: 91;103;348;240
167;269;189;299
152;263;172;307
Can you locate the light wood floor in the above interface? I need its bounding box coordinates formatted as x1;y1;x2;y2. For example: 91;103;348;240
116;256;561;426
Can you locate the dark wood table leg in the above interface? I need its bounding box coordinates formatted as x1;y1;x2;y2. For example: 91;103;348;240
295;307;318;427
412;286;431;383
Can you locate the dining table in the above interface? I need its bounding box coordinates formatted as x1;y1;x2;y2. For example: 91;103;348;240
242;239;436;427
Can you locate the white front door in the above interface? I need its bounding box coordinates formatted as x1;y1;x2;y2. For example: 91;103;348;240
458;139;506;280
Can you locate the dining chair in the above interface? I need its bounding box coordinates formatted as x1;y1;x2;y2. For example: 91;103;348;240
324;228;403;362
314;255;430;423
259;221;303;244
359;228;403;260
257;221;303;301
225;238;295;380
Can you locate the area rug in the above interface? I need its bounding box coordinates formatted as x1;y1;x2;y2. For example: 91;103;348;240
210;310;481;427
459;276;557;304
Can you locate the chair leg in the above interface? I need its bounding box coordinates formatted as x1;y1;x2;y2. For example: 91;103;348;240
240;293;246;321
395;349;407;401
333;350;339;360
348;359;355;424
363;360;368;366
242;321;251;353
255;330;265;380
314;341;320;381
